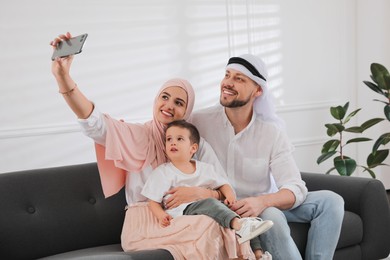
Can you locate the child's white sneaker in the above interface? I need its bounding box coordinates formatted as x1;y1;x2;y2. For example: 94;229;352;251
236;217;273;244
260;251;272;260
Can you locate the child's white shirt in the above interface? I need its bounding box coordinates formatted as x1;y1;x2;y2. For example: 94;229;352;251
141;160;231;218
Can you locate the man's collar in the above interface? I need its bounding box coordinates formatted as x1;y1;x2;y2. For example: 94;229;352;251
221;105;257;133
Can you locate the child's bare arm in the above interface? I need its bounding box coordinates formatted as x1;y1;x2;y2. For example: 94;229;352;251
148;200;173;227
218;184;236;205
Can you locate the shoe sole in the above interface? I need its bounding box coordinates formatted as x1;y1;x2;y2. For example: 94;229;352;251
237;220;274;244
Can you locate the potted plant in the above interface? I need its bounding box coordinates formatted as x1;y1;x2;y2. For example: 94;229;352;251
317;63;390;177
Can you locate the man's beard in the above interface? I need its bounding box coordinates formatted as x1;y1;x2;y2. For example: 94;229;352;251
220;95;251;108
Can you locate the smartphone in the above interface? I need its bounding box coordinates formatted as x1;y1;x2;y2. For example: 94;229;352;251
51;33;88;60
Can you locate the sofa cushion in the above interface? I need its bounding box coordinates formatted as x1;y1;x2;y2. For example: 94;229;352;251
337;211;363;249
290;210;363;257
290;222;309;256
38;244;174;260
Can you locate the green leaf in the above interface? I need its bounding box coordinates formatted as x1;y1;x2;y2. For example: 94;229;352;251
363;80;384;95
361;118;384;131
321;139;340;153
385;105;390;121
325;123;344;136
346;137;372;144
386;76;390;92
334;157;357;176
343;102;349;111
344;126;363;133
330;103;347;120
373;99;388;105
344;108;361;124
371;63;390;90
361;166;376;178
367;150;389;168
317;151;337;164
372;133;390;152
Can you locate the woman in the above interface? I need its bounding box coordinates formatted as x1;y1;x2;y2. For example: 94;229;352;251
51;32;253;259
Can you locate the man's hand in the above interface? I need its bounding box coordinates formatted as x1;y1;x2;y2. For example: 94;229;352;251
229;189;296;217
165;186;211;209
229;196;267;218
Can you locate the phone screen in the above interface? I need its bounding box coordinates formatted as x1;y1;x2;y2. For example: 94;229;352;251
51;33;88;60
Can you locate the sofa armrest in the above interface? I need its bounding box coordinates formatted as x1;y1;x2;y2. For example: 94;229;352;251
301;172;390;259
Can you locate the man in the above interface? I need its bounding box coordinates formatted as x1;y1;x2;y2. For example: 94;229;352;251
190;54;344;260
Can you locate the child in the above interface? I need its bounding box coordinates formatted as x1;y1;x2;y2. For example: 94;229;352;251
141;120;273;245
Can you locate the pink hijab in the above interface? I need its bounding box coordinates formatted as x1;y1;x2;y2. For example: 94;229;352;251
95;78;195;198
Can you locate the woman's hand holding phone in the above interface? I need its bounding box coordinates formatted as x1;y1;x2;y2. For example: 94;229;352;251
50;32;76;79
49;32;94;119
51;32;88;60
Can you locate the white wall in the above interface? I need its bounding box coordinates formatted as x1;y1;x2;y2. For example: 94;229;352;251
1;1;389;187
355;0;390;186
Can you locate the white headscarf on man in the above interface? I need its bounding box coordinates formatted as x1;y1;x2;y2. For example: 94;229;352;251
226;53;285;129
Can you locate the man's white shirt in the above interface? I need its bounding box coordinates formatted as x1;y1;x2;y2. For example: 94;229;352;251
190;105;307;208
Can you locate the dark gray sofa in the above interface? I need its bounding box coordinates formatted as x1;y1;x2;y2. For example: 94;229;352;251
0;163;389;260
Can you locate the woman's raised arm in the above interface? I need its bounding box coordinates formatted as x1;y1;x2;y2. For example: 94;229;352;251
50;32;94;119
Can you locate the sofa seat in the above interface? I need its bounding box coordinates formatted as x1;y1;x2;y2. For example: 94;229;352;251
39;244;173;260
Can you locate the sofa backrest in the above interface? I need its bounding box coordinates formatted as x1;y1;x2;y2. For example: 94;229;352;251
0;163;127;259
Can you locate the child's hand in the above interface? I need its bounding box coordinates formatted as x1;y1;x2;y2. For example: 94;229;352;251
159;214;173;227
224;196;236;206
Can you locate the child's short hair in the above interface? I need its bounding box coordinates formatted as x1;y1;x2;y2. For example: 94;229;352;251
166;120;200;145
